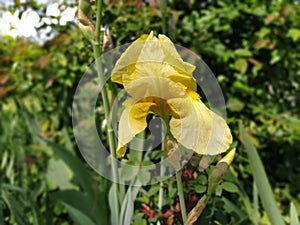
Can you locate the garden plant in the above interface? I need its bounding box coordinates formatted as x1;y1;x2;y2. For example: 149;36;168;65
0;0;299;225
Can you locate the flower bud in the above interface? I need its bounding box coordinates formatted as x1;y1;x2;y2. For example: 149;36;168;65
207;148;236;196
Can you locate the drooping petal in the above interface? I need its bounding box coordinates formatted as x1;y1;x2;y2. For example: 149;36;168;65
116;101;155;157
167;92;232;155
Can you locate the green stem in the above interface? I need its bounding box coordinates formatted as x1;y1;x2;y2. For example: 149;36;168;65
94;0;102;48
158;158;164;211
92;0;120;222
176;170;187;223
157;160;164;225
157;149;165;224
157;121;167;225
158;125;165;213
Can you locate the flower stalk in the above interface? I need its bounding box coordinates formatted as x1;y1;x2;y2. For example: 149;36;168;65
176;169;187;223
78;0;120;223
93;2;120;222
158;139;165;213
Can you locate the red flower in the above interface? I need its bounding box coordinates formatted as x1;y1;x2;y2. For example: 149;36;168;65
173;197;181;213
158;209;173;218
181;167;194;180
140;203;155;219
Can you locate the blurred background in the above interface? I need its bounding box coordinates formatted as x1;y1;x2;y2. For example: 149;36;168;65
0;0;299;224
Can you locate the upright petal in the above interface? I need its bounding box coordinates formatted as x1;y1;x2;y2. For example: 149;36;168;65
158;34;196;75
111;33;149;84
111;32;196;91
116;101;155;157
167;92;232;155
137;31;164;63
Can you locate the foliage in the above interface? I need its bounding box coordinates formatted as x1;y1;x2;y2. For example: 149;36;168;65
0;0;299;224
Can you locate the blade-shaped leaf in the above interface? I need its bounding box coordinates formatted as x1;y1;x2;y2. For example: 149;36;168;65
239;121;285;225
2;190;28;225
62;202;97;225
120;186;140;225
109;183;120;225
290;202;300;225
51;190;96;222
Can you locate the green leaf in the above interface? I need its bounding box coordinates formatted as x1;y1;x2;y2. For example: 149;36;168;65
197;174;208;185
132;213;148;225
51;190;101;224
46;158;76;190
119;164;139;182
109;183;120;225
234;49;252;58
48;142;111;222
2;191;27;225
219;181;239;193
195;185;206;194
2;184;27;193
221;197;249;224
290;202;300;225
289;28;300;42
137;171;151;184
46;141;94;197
233;81;253;94
120;186;140;225
253;182;259;225
234;59;248;74
132;220;147;225
168;183;177;197
252;63;263;76
62;202;97;225
227;98;245;112
270;50;281;65
146;185;160;197
239;122;285;225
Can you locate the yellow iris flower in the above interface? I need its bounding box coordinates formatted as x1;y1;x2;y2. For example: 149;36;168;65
111;32;232;157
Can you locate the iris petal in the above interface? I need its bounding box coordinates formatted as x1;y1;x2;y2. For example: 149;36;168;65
124;72;188;101
111;34;149;84
116;101;155;157
111;32;196;91
158;34;196;75
167;92;232;155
